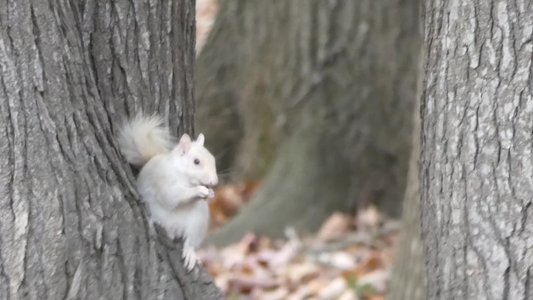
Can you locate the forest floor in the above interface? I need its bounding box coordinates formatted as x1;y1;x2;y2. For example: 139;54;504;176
199;182;400;300
196;1;400;299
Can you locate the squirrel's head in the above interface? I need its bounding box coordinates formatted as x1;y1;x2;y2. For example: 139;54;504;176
173;133;218;187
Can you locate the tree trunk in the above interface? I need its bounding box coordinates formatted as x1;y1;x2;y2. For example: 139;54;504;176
195;0;245;176
388;55;425;300
421;0;533;299
0;1;221;299
201;0;421;244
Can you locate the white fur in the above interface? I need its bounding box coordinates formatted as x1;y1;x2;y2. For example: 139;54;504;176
137;154;210;247
118;114;174;166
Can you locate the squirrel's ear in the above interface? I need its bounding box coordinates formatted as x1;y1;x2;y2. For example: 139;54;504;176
176;134;192;154
196;133;205;146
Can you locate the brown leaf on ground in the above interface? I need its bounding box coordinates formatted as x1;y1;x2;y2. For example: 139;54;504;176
355;252;386;277
317;212;355;241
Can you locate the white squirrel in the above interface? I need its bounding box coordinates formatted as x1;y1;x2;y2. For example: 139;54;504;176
118;114;218;271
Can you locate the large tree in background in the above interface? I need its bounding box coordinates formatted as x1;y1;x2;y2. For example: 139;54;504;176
421;0;532;298
197;0;421;243
0;1;221;299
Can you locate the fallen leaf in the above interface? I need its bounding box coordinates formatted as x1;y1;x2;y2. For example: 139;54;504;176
288;285;313;300
288;278;327;300
357;269;390;293
285;262;320;285
317;212;354;241
318;277;348;300
262;240;300;269
227;274;279;294
317;251;356;270
256;287;289;300
355;253;385;276
239;233;261;254
339;290;360;300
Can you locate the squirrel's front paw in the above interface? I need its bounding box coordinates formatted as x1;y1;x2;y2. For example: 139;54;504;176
196;186;214;200
182;245;198;271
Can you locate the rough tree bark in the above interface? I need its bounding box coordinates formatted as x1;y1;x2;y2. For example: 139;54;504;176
0;0;221;299
421;0;533;299
200;0;421;244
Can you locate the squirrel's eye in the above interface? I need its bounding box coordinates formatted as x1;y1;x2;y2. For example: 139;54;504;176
194;158;200;165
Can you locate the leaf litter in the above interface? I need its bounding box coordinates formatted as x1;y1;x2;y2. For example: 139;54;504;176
200;182;400;300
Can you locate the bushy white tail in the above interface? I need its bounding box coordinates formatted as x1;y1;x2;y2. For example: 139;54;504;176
118;114;174;166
